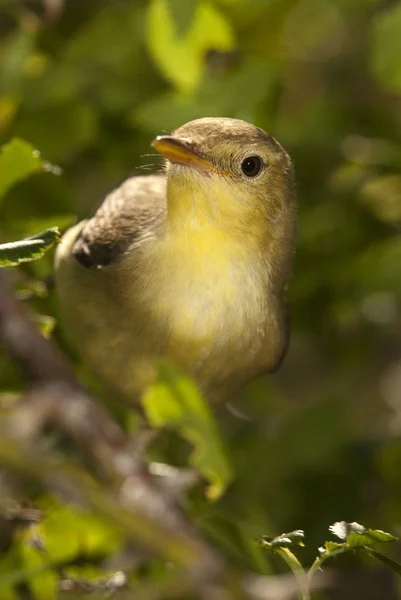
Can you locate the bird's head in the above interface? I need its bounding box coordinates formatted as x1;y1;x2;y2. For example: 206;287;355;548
152;118;296;274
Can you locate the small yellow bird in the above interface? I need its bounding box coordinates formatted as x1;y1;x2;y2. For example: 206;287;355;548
55;118;296;405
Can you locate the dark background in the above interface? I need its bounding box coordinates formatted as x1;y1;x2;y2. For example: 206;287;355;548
1;1;401;598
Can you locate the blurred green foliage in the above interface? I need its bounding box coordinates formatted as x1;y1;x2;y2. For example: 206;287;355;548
2;0;401;598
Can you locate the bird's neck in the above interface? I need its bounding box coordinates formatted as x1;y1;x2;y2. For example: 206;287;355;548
164;170;295;293
165;172;265;259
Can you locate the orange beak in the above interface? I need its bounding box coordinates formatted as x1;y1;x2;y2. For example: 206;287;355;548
151;136;227;176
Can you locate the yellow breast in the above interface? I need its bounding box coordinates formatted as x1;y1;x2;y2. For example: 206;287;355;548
135;225;270;372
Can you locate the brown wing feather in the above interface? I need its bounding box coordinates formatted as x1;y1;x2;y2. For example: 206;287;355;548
73;174;167;269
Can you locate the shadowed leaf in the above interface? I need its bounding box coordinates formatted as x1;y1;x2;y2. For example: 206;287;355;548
0;228;60;268
167;0;198;36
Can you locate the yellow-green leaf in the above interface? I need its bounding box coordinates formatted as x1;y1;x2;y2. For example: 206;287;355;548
147;0;235;93
19;547;57;600
39;499;123;563
142;363;233;500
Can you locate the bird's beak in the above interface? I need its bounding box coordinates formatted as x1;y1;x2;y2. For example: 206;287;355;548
152;135;222;174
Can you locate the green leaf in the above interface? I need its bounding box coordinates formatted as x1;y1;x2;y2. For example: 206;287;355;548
142;363;233;500
320;541;344;554
19;536;57;600
259;530;305;550
347;529;398;548
365;548;401;577
0;228;60;268
147;0;235;93
309;522;398;589
329;521;397;547
0;139;44;203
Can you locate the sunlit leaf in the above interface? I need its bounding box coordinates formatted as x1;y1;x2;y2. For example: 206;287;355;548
147;0;235;93
19;532;57;600
0;228;60;268
0;139;44;203
39;498;122;562
309;522;398;590
329;521;397;547
320;541;344;554
142;363;233;500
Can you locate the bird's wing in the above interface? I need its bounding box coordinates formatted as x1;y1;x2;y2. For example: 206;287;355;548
72;174;167;268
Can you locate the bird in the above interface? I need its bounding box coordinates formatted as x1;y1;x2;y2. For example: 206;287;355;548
55;117;296;405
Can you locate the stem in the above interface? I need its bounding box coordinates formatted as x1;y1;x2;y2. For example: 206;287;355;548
307;547;350;589
274;548;310;600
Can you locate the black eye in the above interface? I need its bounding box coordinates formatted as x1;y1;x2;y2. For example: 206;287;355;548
241;156;262;177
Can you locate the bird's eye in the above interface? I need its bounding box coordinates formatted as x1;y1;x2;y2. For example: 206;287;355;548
241;156;262;178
